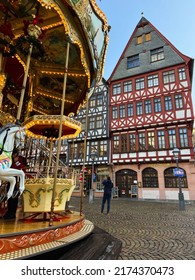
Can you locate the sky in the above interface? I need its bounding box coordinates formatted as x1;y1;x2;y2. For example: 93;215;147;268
98;0;195;112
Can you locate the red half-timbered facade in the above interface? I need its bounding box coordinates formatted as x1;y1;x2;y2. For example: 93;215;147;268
108;17;195;200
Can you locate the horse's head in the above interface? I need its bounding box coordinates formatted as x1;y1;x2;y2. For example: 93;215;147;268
0;124;26;156
15;126;26;149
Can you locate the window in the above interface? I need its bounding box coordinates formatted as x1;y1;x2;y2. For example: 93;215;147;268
96;115;102;128
119;105;126;118
90;142;98;156
175;94;183;109
168;129;176;148
136;101;143;115
113;83;121;95
78;142;84;159
164;96;172;111
147;74;159;87
127;103;134;117
178;68;186;81
127;54;140;69
90;97;96;107
137;35;143;44
148;131;155;150
142;168;158;188
138;132;146;151
100;140;107;156
154;98;162;113
164;167;188;188
112;106;118;119
129;134;136;151
179;128;188;147
70;142;77;159
81;118;85;131
145;32;151;41
97;95;103;106
113;135;119;152
124;81;132;93
89;116;95;129
163;70;175;84
157;130;165;149
151;47;164;62
121;134;127;152
136;78;145;90
144;100;152;114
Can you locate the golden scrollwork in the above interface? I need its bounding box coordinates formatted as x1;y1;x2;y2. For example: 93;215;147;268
0;110;16;126
0;220;84;255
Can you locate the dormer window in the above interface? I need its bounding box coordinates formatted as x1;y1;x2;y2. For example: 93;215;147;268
150;47;164;62
145;32;151;41
127;54;140;69
137;32;151;44
137;35;143;44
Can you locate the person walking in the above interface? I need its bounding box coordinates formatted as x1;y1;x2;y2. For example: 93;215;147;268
101;176;113;214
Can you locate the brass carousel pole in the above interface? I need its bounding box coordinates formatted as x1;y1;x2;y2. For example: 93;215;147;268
80;89;89;216
16;44;33;122
47;140;53;178
49;40;70;226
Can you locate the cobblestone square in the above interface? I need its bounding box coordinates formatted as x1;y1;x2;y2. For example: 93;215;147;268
72;197;195;260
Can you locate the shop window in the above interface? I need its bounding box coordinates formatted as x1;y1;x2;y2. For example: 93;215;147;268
142;168;159;188
164;168;188;188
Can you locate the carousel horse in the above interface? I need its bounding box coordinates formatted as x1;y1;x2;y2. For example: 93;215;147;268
0;123;26;199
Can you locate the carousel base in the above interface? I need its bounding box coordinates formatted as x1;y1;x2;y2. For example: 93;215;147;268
0;209;94;260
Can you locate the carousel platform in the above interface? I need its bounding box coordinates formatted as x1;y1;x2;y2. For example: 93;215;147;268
0;210;94;260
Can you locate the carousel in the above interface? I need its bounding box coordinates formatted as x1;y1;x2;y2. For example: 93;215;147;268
0;0;109;260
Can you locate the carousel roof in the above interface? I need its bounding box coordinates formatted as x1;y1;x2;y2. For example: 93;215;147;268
0;0;109;123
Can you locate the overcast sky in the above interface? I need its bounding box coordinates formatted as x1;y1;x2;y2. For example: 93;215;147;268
98;0;195;112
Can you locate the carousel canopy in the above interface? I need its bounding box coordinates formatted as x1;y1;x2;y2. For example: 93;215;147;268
23;114;82;140
0;0;109;123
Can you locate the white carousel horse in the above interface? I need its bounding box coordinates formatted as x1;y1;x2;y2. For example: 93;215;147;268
0;123;26;199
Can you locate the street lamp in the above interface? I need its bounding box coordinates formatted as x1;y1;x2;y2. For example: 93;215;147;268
89;150;97;203
172;147;185;211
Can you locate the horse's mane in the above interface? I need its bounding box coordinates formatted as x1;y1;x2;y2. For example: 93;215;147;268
0;123;20;136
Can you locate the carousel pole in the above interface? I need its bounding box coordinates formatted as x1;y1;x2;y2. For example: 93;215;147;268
0;53;6;109
16;43;33;122
0;52;3;72
80;89;89;216
49;40;70;226
46;140;53;178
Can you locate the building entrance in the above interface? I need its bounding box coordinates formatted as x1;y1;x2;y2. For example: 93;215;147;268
116;169;137;197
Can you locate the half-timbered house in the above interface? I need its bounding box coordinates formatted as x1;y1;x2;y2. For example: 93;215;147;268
108;17;195;200
67;79;110;197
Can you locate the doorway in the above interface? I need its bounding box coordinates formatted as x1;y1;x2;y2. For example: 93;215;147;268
116;169;137;197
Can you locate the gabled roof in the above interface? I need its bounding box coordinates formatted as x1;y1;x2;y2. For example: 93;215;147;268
108;17;194;83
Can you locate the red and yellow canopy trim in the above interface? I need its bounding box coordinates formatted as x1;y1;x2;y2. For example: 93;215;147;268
23;115;81;140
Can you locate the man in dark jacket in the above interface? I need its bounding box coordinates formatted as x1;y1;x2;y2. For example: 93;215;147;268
101;176;113;214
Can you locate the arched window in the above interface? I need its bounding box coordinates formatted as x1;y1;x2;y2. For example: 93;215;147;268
142;168;159;188
164;167;188;188
116;169;137;196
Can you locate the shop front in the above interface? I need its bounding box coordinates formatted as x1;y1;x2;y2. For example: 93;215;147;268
116;169;138;198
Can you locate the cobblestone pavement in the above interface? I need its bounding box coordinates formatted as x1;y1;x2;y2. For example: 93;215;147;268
71;197;195;260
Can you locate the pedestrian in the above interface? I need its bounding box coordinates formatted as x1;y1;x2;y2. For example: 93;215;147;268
101;176;113;214
3;148;27;219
